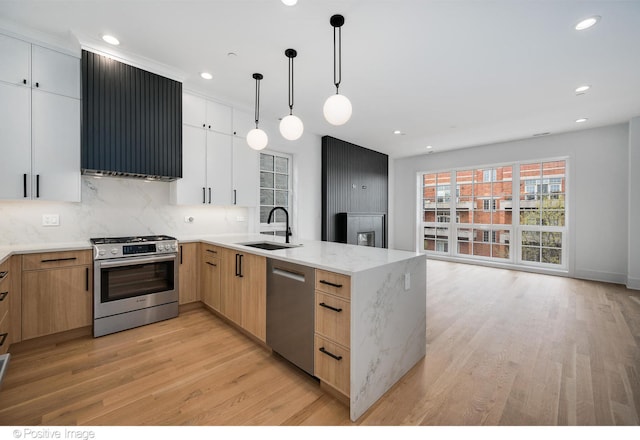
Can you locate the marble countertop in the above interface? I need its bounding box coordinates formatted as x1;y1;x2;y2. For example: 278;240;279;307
0;234;423;275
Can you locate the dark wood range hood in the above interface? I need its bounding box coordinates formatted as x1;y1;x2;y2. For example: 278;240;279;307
81;50;182;181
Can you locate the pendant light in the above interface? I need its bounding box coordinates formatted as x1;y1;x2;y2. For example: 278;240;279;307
323;14;352;126
279;49;304;141
247;73;268;150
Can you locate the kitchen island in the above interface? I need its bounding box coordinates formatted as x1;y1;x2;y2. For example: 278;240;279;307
1;234;426;422
186;234;427;421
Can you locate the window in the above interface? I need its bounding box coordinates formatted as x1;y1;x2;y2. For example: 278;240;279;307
482;198;497;212
483;169;497;182
421;158;567;269
259;152;292;236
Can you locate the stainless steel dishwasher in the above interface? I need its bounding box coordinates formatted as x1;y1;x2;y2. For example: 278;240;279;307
266;258;315;376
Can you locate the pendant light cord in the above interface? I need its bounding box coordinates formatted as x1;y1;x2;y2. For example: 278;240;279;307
254;77;261;129
333;24;341;93
288;55;294;115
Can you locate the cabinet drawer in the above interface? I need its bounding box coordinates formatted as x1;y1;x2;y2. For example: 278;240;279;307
0;310;10;355
201;244;222;260
315;270;350;299
314;335;350;397
315;292;350;348
22;250;92;270
0;280;9;325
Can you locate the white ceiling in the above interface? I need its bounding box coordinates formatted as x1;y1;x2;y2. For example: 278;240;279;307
1;0;639;159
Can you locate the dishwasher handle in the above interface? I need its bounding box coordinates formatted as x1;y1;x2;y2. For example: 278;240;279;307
272;267;306;283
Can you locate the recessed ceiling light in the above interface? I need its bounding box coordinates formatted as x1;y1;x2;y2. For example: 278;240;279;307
200;72;213;80
426;145;433;149
102;34;120;45
576;118;588;123
282;0;298;5
393;130;402;135
575;16;600;30
575;85;590;93
227;52;237;57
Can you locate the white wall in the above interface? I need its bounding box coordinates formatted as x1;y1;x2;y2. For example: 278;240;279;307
392;123;631;285
628;117;640;289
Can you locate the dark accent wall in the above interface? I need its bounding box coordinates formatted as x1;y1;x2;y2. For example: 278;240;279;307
81;50;182;179
322;136;388;245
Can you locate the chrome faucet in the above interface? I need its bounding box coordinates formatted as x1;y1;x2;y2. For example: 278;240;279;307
267;207;292;243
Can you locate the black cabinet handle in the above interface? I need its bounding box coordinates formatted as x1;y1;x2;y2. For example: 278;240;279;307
0;291;8;301
0;271;8;281
235;253;244;278
36;174;40;198
180;245;183;264
41;257;77;263
208;125;211;129
206;249;217;254
23;173;27;198
319;347;342;361
208;187;212;204
206;261;217;267
239;254;244;277
23;79;27;85
233;189;237;205
319;280;343;289
0;333;7;347
35;82;40;88
319;302;342;313
202;187;206;204
85;267;89;291
202;123;205;128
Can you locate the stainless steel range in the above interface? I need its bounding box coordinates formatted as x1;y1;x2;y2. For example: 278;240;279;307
91;235;179;337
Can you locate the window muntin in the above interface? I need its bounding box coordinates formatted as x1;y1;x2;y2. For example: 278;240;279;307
423;172;451;253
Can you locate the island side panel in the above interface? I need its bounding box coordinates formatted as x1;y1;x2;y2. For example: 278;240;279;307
350;254;427;421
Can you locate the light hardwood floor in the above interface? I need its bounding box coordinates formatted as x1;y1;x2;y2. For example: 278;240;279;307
0;260;639;425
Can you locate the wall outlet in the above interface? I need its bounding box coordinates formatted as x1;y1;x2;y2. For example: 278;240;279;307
404;273;411;290
184;216;194;223
42;214;59;226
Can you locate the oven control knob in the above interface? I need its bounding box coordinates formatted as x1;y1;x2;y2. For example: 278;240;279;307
172;244;177;250
98;250;106;256
111;248;118;255
158;244;165;251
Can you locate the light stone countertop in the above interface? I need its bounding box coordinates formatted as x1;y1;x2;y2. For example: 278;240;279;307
0;233;423;275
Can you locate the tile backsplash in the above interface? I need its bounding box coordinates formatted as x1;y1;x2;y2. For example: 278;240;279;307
0;176;252;245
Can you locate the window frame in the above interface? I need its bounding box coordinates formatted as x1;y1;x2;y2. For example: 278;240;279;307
259;150;293;235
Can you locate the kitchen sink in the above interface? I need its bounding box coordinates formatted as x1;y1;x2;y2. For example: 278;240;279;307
239;242;300;251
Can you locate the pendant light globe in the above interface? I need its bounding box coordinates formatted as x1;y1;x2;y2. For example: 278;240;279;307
323;93;352;126
247;128;268;150
279;114;304;141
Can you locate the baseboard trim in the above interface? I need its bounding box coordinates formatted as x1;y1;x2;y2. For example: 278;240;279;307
627;276;640;290
574;269;627;286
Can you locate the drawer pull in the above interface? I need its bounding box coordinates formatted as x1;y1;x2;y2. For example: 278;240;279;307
0;291;7;301
41;257;77;263
0;271;8;281
319;280;343;289
319;302;342;313
0;333;7;347
206;249;218;254
319;347;343;361
206;262;217;267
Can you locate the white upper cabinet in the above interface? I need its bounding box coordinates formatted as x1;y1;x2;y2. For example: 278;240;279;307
31;90;81;201
0;84;31;199
207;132;232;205
0;33;80;202
206;100;232;135
182;92;232;135
31;45;80;99
0;34;30;85
232;108;254;139
232;137;259;207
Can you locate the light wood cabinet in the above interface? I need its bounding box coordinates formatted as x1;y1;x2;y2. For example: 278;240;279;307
0;33;80;202
220;247;266;341
314;269;351;397
200;244;222;311
0;259;11;355
179;243;199;304
21;250;92;340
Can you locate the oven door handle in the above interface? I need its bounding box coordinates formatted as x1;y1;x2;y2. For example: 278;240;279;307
97;254;177;268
